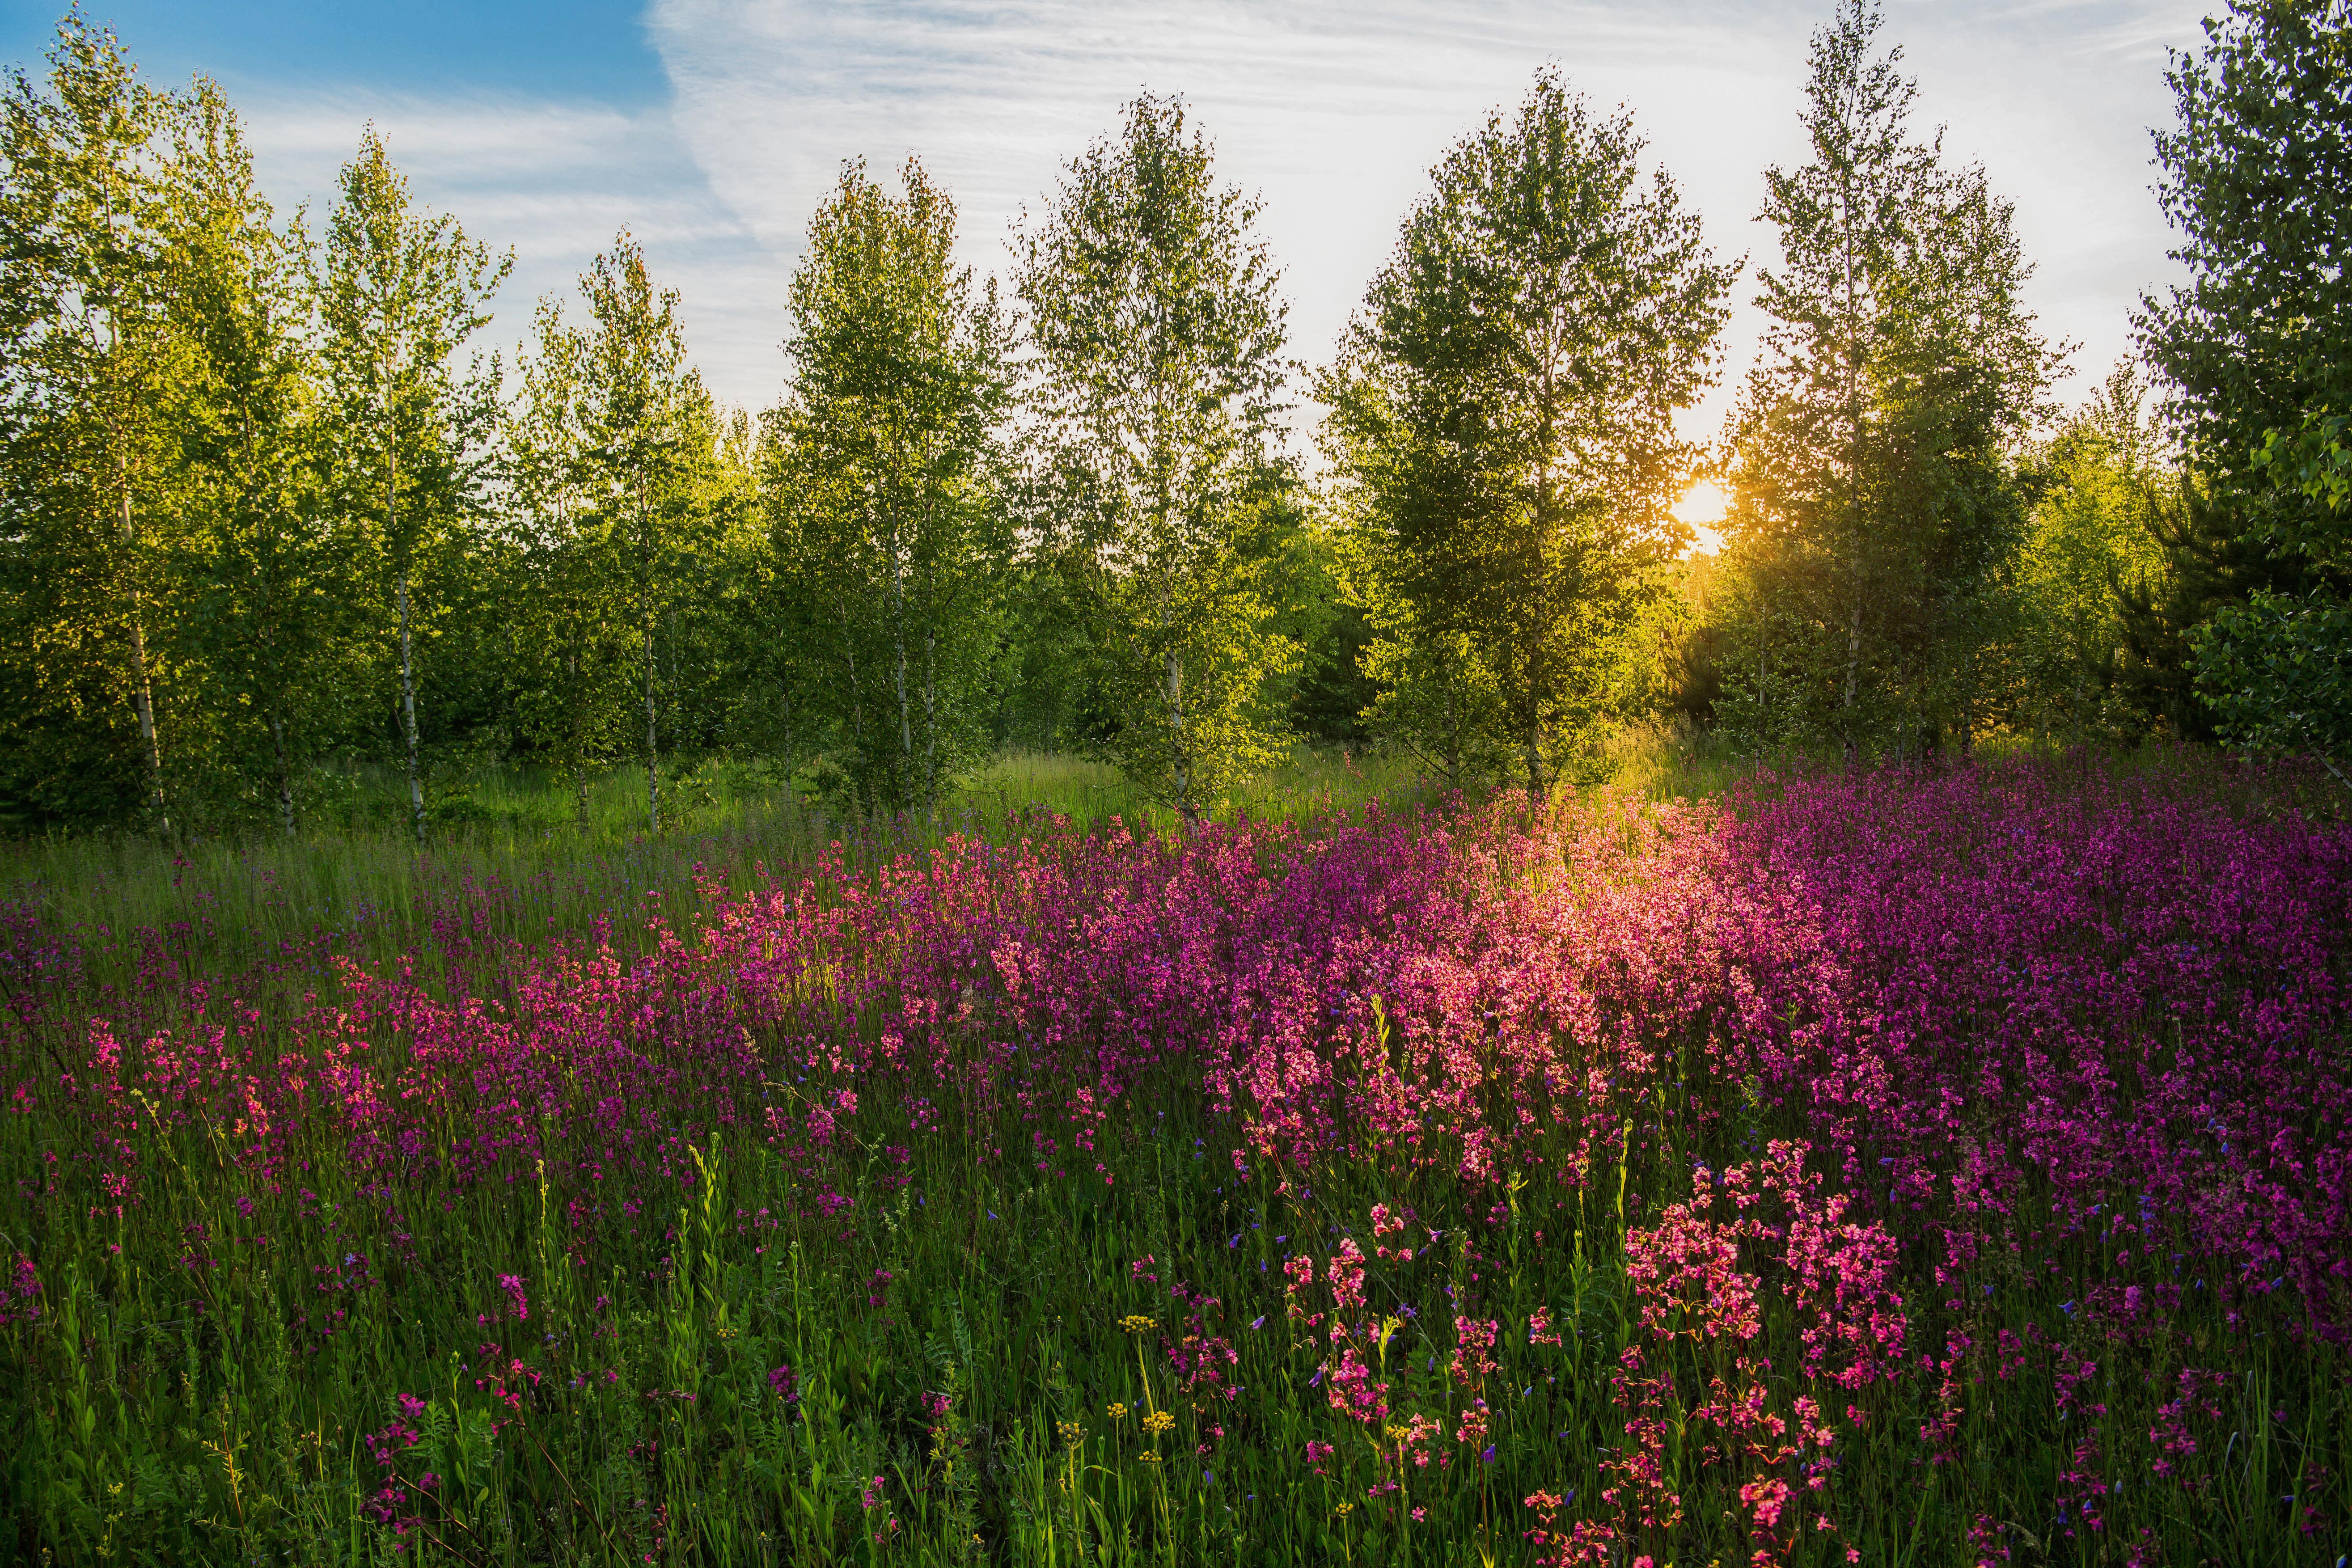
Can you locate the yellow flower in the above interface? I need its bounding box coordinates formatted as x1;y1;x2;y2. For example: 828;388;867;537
1057;1420;1085;1447
1142;1410;1175;1434
1106;1402;1129;1420
1334;1503;1355;1517
1138;1450;1162;1464
1118;1314;1157;1333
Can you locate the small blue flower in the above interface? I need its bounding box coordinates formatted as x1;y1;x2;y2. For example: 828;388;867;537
1481;1445;1496;1464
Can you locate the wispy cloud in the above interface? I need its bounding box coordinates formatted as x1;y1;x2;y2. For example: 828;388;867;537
233;90;779;405
650;0;2209;431
222;0;2211;428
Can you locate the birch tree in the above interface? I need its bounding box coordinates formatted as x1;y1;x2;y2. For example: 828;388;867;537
770;158;1010;815
1320;68;1733;799
0;14;190;828
316;128;507;845
1013;94;1296;825
1720;0;2056;757
508;296;630;825
572;232;713;833
166;80;351;834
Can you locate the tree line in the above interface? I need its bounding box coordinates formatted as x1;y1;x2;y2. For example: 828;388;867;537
2;0;2344;838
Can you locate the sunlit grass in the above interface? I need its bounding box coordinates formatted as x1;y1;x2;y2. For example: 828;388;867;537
0;746;1430;1016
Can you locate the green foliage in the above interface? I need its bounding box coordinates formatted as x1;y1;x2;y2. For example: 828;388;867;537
504;291;635;822
2136;0;2352;755
569;232;723;833
2195;406;2352;769
1713;0;2056;758
314;124;509;843
1998;366;2174;745
2140;0;2352;483
0;15;193;830
1320;68;1732;798
1012;94;1299;825
769;159;1012;816
164;82;361;836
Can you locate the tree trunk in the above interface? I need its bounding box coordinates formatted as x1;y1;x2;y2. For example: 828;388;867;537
644;595;659;834
119;483;166;832
922;623;939;823
567;650;589;829
892;541;913;813
643;479;660;835
393;443;424;848
397;563;423;846
1168;646;1196;827
104;175;166;835
271;713;295;837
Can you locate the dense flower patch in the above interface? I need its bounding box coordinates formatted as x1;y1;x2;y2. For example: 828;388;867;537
1;758;2345;1563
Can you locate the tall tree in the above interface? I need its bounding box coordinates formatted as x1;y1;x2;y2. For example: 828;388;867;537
1013;94;1296;826
165;80;351;833
0;13;190;828
1720;0;2056;758
572;232;715;833
315;127;507;845
770;158;1011;815
2137;0;2352;765
1320;68;1733;799
507;294;629;824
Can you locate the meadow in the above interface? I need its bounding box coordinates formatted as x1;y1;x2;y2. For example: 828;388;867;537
0;747;2346;1565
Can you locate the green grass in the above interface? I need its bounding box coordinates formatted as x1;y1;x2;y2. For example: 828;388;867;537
0;746;1427;1012
4;739;2342;1566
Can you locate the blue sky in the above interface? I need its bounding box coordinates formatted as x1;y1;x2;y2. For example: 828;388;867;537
2;2;668;102
7;0;2215;464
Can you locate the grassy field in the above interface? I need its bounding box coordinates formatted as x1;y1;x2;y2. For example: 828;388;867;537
1;744;2346;1565
0;747;1423;1014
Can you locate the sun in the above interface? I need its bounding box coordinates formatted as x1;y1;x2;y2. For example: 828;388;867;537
1672;479;1730;557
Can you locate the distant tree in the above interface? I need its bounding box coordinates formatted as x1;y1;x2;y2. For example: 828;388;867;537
2004;367;2171;747
1320;68;1732;798
315;127;508;845
1013;94;1296;826
571;232;715;833
506;294;631;824
0;14;191;828
770;158;1011;815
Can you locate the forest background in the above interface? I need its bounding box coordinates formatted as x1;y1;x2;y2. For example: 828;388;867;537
2;0;2348;845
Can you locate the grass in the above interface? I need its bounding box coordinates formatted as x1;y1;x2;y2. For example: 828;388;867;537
0;746;1425;1015
0;740;2344;1565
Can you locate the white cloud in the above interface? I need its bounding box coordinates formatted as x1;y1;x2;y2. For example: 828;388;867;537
233;90;781;406
224;1;2215;437
648;0;2210;436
